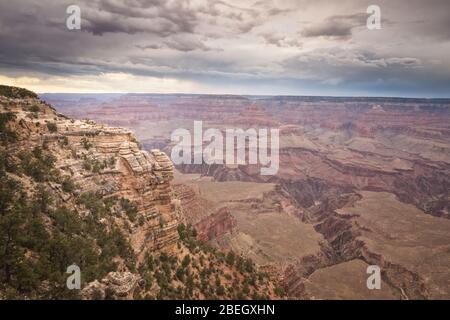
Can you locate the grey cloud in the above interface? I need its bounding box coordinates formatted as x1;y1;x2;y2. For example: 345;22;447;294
281;49;427;85
136;35;212;52
252;0;290;16
135;44;163;50
198;0;287;34
237;21;260;33
83;14;177;36
164;35;211;52
261;33;302;48
301;13;367;39
280;48;449;97
82;0;197;36
267;7;290;16
384;57;422;68
0;0;449;97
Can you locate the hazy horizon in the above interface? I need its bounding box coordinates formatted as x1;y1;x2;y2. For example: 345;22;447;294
38;91;450;100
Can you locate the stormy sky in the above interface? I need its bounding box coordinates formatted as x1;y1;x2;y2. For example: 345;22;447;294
0;0;450;97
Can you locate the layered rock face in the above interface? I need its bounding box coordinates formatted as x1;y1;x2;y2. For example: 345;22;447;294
172;182;237;242
81;272;143;299
54;120;179;260
1;93;179;266
194;207;237;242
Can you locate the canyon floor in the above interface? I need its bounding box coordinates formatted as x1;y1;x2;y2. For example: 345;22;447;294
44;93;450;299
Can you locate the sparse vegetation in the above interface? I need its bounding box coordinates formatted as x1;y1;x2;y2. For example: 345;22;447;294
82;159;92;171
148;223;280;300
0;127;139;298
61;136;69;146
108;156;116;168
81;137;92;150
120;198;138;222
0;85;37;99
47;122;57;132
62;177;76;193
0;112;17;145
17;147;57;182
29;105;40;113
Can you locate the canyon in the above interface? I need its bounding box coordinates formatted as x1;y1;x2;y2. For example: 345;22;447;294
41;92;450;299
0;86;279;299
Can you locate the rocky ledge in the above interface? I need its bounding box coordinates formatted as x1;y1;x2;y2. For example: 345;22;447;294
1;94;180;260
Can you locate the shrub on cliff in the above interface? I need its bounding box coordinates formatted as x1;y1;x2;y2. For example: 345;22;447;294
182;255;191;268
29;105;40;113
226;251;235;266
120;198;138;222
62;177;76;193
17;147;56;182
81;137;92;150
0;112;17;145
46;122;57;132
0;85;38;99
274;285;286;297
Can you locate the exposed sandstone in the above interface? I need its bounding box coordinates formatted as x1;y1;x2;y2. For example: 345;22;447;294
194;207;237;242
2;95;179;262
81;272;142;300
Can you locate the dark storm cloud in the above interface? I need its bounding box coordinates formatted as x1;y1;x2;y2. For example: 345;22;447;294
301;13;367;39
0;0;449;97
82;0;198;36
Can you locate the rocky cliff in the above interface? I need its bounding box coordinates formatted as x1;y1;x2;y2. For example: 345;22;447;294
0;85;281;300
4;92;180;257
0;87;179;298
